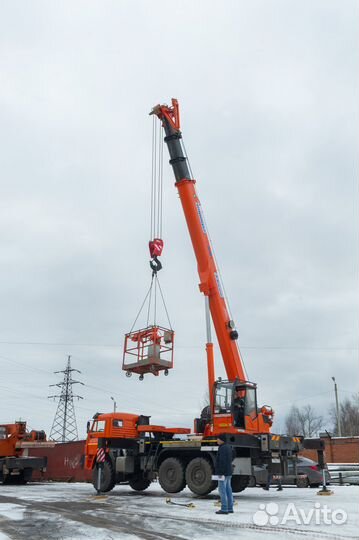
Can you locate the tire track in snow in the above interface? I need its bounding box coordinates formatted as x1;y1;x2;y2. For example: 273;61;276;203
107;507;356;540
0;494;355;540
0;495;185;540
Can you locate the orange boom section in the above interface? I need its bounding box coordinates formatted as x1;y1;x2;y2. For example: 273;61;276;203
176;179;246;382
151;99;246;383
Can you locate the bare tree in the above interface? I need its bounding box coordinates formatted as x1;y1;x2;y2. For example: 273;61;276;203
297;405;323;437
285;405;301;436
200;389;210;410
285;404;323;437
330;393;359;436
199;389;211;421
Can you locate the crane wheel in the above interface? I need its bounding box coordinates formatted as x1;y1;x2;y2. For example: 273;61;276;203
129;476;152;491
139;375;144;381
126;371;132;378
231;475;250;493
158;457;186;493
185;457;216;496
92;459;116;493
2;474;26;485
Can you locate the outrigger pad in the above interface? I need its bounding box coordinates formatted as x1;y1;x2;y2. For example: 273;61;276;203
122;325;174;377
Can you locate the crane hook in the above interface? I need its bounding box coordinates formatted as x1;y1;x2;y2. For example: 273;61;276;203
150;256;162;275
149;238;164;275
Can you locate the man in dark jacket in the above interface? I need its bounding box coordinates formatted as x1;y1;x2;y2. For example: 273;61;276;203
233;386;245;428
215;434;234;514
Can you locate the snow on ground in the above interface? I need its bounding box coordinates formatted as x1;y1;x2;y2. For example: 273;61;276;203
0;482;357;539
0;505;24;521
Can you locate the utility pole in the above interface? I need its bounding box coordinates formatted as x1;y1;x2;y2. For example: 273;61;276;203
331;376;342;437
111;396;117;413
48;356;84;442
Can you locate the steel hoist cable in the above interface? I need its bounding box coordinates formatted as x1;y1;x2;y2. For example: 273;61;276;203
129;274;172;333
150;115;164;240
156;276;172;330
130;277;154;333
149;116;164;274
129;119;171;333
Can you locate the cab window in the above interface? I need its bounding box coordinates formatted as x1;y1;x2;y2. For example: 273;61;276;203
91;420;105;433
244;387;257;419
112;419;123;428
214;382;233;413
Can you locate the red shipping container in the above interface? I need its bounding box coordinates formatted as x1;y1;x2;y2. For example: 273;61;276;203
26;440;92;482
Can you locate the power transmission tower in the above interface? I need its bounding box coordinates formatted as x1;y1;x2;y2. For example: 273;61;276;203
48;355;84;442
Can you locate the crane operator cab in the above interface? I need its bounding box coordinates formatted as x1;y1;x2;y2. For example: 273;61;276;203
213;380;272;434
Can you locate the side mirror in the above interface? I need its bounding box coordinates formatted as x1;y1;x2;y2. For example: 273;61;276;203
86;421;90;433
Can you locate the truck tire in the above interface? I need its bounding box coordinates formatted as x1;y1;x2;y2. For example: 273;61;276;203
17;471;28;485
92;460;116;493
23;468;33;483
2;473;24;485
231;475;250;492
14;468;32;485
158;457;186;493
185;457;216;496
129;476;151;491
2;475;16;485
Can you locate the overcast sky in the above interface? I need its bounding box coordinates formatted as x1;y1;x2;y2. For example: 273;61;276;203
0;1;358;439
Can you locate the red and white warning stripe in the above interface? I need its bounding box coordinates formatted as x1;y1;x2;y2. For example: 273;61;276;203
96;448;106;463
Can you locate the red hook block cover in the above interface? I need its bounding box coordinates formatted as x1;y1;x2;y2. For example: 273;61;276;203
149;238;164;258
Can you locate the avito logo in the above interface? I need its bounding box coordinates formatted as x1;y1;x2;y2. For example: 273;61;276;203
253;502;347;526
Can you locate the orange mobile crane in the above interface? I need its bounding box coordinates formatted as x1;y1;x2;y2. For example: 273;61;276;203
0;421;47;485
85;100;323;495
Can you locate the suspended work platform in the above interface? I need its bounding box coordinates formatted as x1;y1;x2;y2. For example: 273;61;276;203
123;325;174;379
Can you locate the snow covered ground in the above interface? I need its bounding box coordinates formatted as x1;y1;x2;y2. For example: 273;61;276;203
0;482;357;539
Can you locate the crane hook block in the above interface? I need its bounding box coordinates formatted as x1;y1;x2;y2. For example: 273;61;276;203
122;325;174;378
149;238;164;258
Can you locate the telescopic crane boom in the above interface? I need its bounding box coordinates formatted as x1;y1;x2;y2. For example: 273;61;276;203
151;99;273;435
150;99;246;382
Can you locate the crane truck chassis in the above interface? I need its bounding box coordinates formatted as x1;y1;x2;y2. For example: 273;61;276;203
85;412;324;495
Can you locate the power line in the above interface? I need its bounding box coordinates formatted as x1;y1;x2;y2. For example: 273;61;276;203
0;341;357;351
273;390;333;408
0;354;54;375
